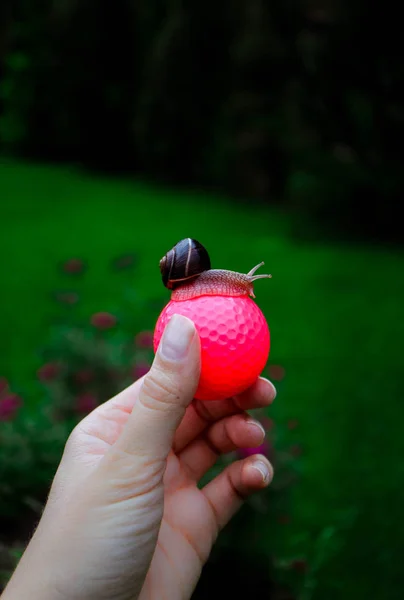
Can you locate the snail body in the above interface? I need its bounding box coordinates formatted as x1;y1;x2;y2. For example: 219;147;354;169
154;238;271;401
159;237;271;300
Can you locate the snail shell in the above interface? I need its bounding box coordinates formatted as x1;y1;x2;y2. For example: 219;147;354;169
159;238;211;290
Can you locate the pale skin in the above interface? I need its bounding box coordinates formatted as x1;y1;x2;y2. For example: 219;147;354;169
2;314;276;600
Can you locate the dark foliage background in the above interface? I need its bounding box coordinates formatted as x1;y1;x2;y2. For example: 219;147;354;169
0;0;402;244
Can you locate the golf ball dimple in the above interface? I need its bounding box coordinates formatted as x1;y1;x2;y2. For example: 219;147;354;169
153;295;270;401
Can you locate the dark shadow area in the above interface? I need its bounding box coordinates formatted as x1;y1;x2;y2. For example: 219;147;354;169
192;550;283;600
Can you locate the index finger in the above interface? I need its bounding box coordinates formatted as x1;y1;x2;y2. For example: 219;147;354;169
173;376;276;453
84;372;275;455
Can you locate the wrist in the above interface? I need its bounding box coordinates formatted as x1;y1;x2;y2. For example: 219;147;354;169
2;534;61;600
3;570;60;600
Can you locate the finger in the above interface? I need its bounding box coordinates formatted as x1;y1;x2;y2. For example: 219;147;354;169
112;314;201;460
202;454;273;530
173;377;276;453
179;414;266;481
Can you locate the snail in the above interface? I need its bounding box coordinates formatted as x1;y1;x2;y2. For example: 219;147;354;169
154;237;272;401
159;237;272;301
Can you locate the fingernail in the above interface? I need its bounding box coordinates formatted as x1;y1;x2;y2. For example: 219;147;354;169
246;418;266;438
252;460;271;485
259;377;277;400
160;314;195;360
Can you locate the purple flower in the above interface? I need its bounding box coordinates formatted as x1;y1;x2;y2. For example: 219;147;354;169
268;365;285;381
0;393;22;421
90;312;117;330
112;254;136;270
54;291;79;305
62;258;84;274
237;439;271;459
134;331;154;349
76;392;98;414
37;362;60;382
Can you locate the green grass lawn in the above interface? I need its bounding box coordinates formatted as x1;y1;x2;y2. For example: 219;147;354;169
1;159;404;599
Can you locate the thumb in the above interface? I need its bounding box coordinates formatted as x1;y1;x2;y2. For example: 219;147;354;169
114;314;200;460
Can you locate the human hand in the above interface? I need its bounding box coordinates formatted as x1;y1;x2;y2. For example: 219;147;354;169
3;314;276;600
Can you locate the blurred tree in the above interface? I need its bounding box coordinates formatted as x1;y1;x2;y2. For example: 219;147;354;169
0;0;402;243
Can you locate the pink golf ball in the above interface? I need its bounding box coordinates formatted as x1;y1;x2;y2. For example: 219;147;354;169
153;295;270;401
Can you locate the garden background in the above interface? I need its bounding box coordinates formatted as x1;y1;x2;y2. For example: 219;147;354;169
0;1;403;598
